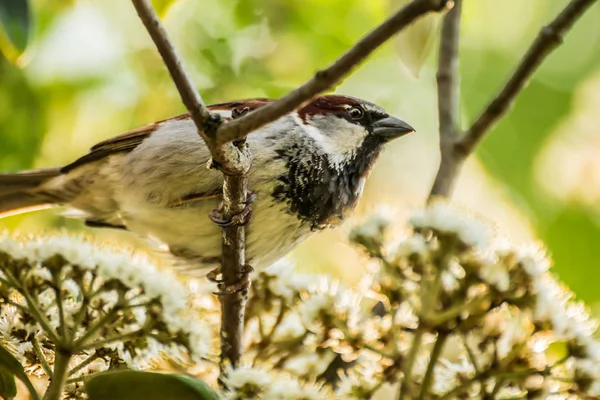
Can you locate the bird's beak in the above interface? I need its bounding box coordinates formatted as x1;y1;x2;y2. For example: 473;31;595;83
372;116;415;141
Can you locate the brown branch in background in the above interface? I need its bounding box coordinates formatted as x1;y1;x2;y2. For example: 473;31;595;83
215;0;454;144
428;0;462;199
429;0;598;199
458;0;597;155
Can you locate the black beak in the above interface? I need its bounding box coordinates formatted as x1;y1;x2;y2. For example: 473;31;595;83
372;116;415;141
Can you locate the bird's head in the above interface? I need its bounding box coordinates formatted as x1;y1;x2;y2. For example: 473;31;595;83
295;95;414;167
211;95;414;227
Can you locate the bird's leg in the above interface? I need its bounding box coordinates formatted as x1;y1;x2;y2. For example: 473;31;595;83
207;264;254;295
207;189;255;294
209;190;256;227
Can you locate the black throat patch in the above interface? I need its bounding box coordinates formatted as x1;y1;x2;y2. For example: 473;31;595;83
271;135;383;230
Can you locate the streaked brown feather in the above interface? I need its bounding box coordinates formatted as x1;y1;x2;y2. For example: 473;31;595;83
61;99;275;173
61;114;189;172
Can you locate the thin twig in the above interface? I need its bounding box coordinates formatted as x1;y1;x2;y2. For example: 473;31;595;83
72;306;122;350
22;289;62;345
458;0;598;156
68;352;99;377
428;0;462;199
215;0;454;144
131;0;249;176
68;276;97;342
130;0;212;133
426;293;491;325
398;326;425;400
31;337;53;377
438;368;539;400
462;334;481;374
4;299;29;312
430;0;597;198
418;331;449;400
80;329;146;351
2;269;61;344
51;273;66;339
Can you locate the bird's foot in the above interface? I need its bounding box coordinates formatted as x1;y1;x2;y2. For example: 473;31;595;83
209;191;256;228
207;264;254;295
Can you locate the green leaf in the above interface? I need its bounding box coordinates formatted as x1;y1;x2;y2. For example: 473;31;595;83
0;369;17;400
0;344;40;400
151;0;178;17
391;0;440;77
86;370;220;400
0;0;31;62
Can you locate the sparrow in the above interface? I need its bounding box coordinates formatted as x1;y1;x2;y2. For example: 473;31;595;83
0;95;414;273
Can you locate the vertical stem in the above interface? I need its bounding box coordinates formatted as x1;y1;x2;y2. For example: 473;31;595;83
52;273;66;339
418;331;449;399
219;174;249;371
43;349;71;400
428;0;463;199
398;326;425;400
31;337;53;377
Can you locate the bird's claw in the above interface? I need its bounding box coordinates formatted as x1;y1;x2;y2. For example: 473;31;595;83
206;267;223;284
209;191;256;227
207;264;254;295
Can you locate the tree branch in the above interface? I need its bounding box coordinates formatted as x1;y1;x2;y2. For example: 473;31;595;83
430;0;597;198
131;0;249;175
215;0;454;144
131;0;212;132
428;0;462;199
131;0;454;374
130;0;252;374
458;0;597;156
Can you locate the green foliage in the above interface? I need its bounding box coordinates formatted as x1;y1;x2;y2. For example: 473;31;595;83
0;0;30;62
0;62;45;172
151;0;178;17
0;369;17;400
1;0;600;306
86;370;220;400
0;344;40;400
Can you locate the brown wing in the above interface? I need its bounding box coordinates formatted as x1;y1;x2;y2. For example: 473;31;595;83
61;99;273;173
61;114;188;172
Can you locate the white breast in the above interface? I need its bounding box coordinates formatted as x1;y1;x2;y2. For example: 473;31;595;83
106;116;315;272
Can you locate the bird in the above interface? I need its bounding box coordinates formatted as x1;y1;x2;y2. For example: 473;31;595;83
0;95;414;277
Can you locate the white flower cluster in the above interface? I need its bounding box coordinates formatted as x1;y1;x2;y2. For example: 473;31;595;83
219;201;600;399
0;233;212;394
223;366;325;400
3;201;599;400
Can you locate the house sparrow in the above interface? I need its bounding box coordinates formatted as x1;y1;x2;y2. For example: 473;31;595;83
0;95;414;272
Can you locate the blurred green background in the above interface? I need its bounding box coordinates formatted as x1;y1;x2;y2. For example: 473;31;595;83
2;0;600;306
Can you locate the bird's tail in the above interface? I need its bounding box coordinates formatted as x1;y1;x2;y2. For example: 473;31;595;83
0;168;62;218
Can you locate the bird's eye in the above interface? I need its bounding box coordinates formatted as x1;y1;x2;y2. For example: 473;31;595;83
348;107;364;120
